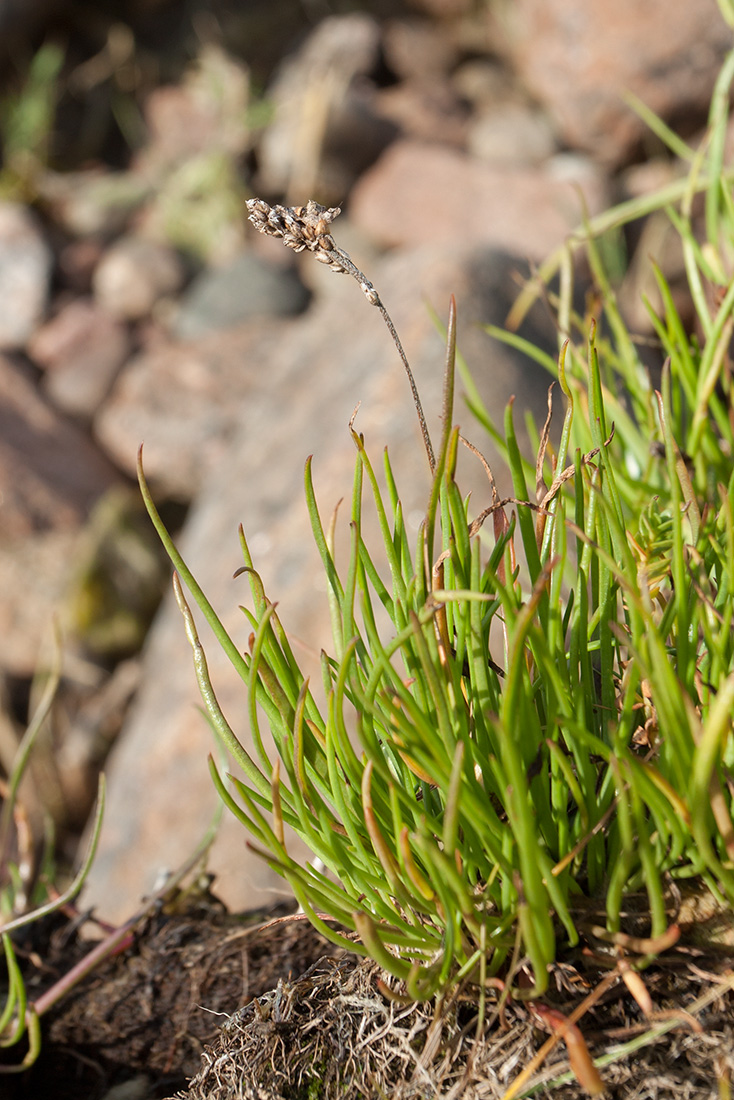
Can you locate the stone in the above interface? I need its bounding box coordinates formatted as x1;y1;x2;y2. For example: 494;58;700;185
30;298;131;420
172;252;310;341
0;355;121;541
0;203;52;350
84;239;563;921
0;530;79;677
256;13;390;202
468;101;557;166
93;236;186;321
131;44;253;264
381;17;459;82
374;81;469;149
349;140;608;260
140;44;251;169
37;168;151;238
0;354;122;674
93;321;282;499
57;238;105;294
452;59;518;111
504;0;732;165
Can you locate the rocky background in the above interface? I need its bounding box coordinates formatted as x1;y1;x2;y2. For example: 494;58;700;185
0;0;729;921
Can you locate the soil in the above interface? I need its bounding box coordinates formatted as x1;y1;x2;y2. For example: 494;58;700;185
4;888;734;1099
3;893;340;1099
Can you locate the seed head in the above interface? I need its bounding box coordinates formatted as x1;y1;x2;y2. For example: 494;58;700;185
245;195;434;469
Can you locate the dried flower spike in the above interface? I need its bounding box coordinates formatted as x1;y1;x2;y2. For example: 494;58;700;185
246;197;435;471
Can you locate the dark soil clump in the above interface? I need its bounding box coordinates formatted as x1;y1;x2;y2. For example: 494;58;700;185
4;900;338;1100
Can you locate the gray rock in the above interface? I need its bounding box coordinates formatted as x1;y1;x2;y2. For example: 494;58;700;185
172;253;311;341
0;203;52;349
84;239;561;921
468;101;557;166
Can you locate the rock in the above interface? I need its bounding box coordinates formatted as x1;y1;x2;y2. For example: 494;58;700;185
84;238;562;921
29;298;131;420
504;0;731;165
0;355;121;540
0;203;52;350
349;140;608;259
256;13;392;202
0;354;122;674
139;45;251;170
172;252;311;341
132;44;253;264
0;530;80;677
56;238;105;294
37;168;151;238
93;321;283;499
453;59;518;111
374;81;470;149
468;101;557;166
382;17;459;81
93;236;186;321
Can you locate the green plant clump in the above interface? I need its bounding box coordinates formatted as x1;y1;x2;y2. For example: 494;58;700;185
140;41;734;1006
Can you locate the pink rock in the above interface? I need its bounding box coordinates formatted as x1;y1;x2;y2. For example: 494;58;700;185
0;203;52;349
93;321;282;499
350;140;607;259
505;0;731;164
30;298;131;420
0;355;121;540
0;354;122;675
374;81;469;149
93;236;185;321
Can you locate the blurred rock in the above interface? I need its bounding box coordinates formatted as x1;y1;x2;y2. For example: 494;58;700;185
350;140;607;259
37;169;151;238
406;0;473;14
172;252;311;341
0;204;52;350
93;236;185;321
504;0;731;165
84;238;562;921
0;354;122;675
0;531;79;676
0;355;121;540
133;44;253;263
453;59;518;111
30;298;131;420
140;45;252;170
382;17;459;81
257;13;394;202
375;80;469;149
468;101;557;166
93;321;281;499
57;239;105;294
66;487;170;662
